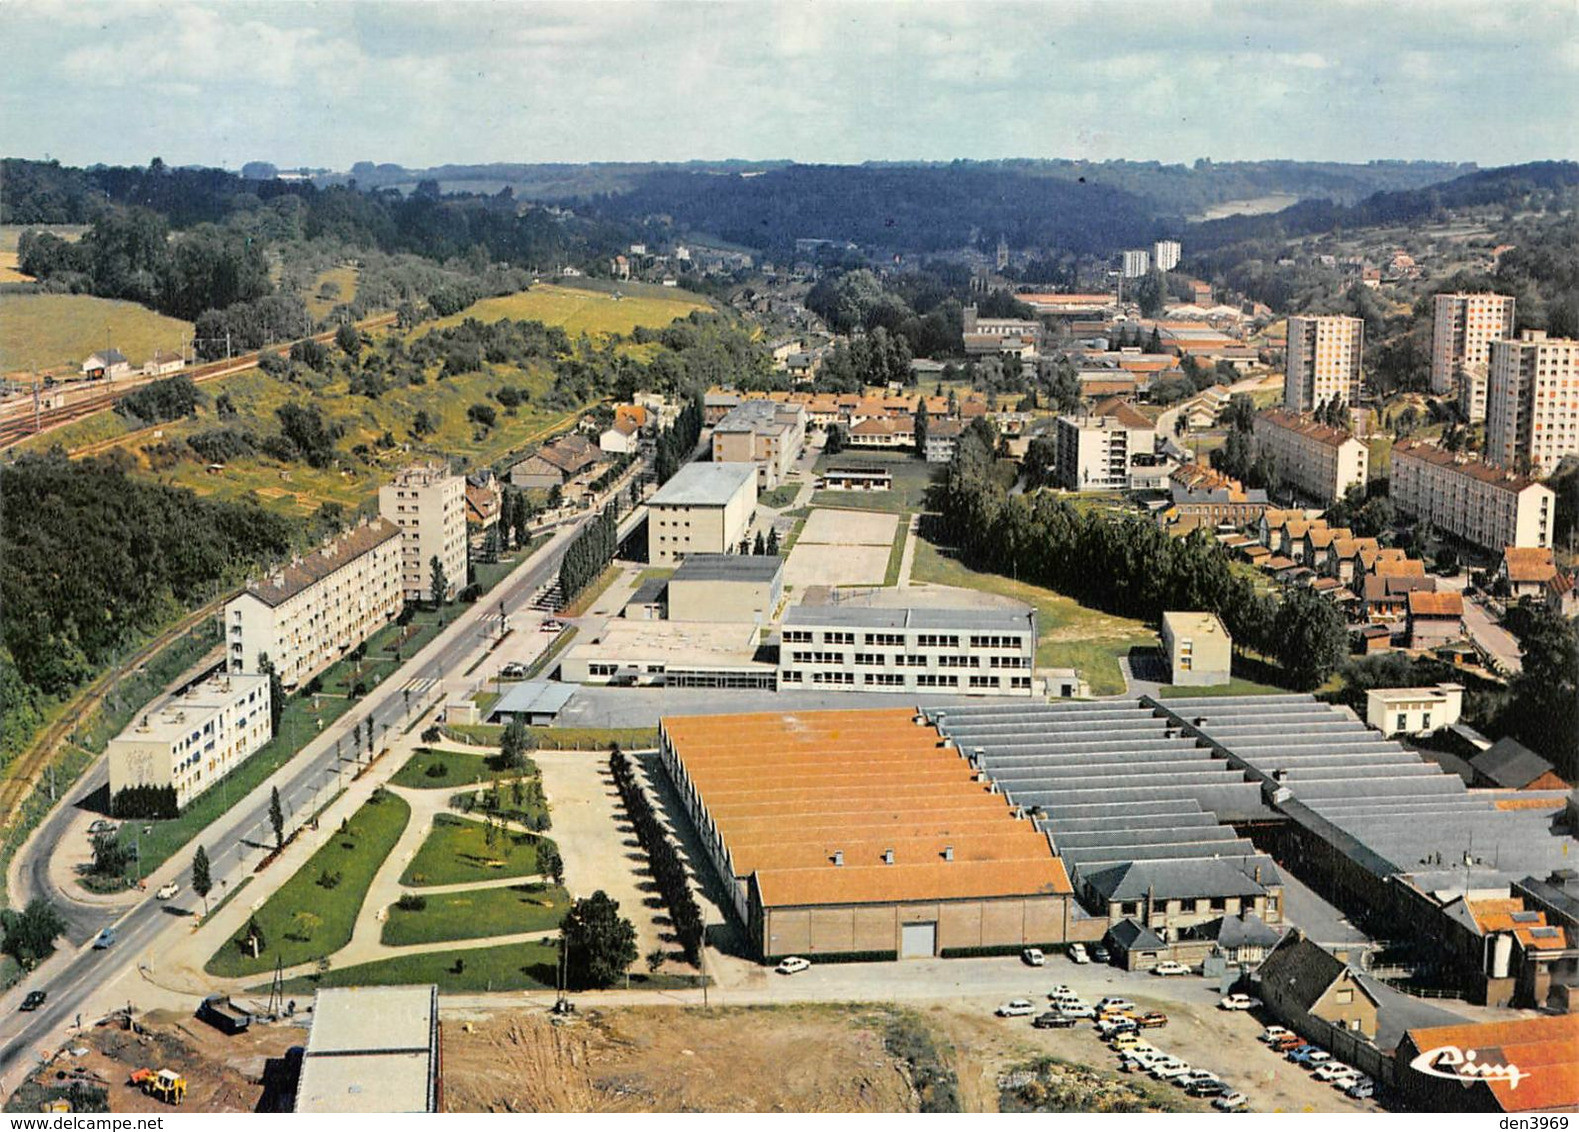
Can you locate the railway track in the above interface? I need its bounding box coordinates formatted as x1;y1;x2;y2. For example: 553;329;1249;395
0;312;398;452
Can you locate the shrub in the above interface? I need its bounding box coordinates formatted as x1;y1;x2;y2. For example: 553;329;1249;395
396;894;427;912
424;761;449;779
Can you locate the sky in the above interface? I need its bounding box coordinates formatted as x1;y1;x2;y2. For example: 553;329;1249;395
2;0;1575;171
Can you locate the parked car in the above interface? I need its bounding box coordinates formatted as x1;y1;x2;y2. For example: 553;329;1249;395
92;928;116;950
1345;1079;1375;1100
1219;993;1263;1011
1022;947;1045;966
1213;1092;1250;1111
1098;1018;1139;1039
774;956;810;975
19;991;46;1012
1150;1059;1191;1082
1090;944;1112;964
1137;1012;1168;1029
87;820;116;835
1098;997;1136;1012
1314;1063;1356;1083
1056;1001;1094;1018
1186;1078;1230;1098
1151;960;1191;976
1068;943;1090;964
1287;1046;1331;1068
499;662;527;678
1259;1025;1294;1044
155;882;180;900
1033;1011;1078;1029
1047;984;1074;999
540;619;564;632
996;999;1036;1017
1271;1034;1306;1053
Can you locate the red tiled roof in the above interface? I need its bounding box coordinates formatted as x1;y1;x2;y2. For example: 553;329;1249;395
1409;591;1464;618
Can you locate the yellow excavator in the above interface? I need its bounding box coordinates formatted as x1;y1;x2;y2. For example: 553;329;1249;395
129;1068;187;1105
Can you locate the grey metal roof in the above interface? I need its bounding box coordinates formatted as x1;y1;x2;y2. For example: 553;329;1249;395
626;577;668;606
1471;737;1554;789
1083;856;1280;902
672;553;784;584
487;680;575;720
785;605;1035;632
648;462;757;507
1107;918;1167;951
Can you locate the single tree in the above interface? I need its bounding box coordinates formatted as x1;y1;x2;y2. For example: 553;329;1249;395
499;718;535;771
766;527;780;556
1272;587;1349;691
192;845;213;916
559;890;638;989
646;947;666;976
0;900;67;970
538;841;565;886
257;652;284;735
269;786;285;850
914;396;929;459
430;554;449;608
753;530;766;555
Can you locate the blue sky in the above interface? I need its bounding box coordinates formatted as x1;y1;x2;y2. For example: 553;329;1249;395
3;0;1574;170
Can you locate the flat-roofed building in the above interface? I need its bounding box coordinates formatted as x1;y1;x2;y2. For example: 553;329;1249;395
667;553;783;624
378;462;467;603
1153;239;1182;272
1431;292;1515;417
1390;439;1554;551
295;986;440;1113
225;518;404;689
1121;249;1150;278
1055;398;1162;491
779;604;1036;696
1365;684;1464;737
646;462;758;566
1161;611;1232;686
1284;315;1363;415
818;466;894;491
107;673;271;810
1487;329;1579;477
560;619;774;688
710;400;807;489
659;709;1074;960
1252;410;1369;505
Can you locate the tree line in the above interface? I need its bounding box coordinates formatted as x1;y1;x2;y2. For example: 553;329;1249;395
558;501;622;603
653;397;703;484
610;747;704;964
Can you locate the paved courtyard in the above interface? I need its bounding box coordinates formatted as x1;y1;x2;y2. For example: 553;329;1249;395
783;508;898;588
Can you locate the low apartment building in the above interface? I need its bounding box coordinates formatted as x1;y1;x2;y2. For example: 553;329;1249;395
711;400;807;489
108;672;271;809
225;518;404;690
379;463;468;603
1389;439;1554;551
778;604;1037;696
1252;410;1368;505
1161;611;1232;686
646;462;758;566
1486;329;1579;477
1055;399;1161;491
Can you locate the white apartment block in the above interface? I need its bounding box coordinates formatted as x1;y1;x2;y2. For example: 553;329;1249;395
1486;330;1579;477
226;518;405;690
379;463;468;603
1284;315;1364;414
108;673;271;809
710;400;807;489
1390;439;1554;551
1252;410;1369;505
1430;292;1515;406
1153;239;1182;273
778;605;1037;696
1121;249;1151;278
646;462;758;566
1055;399;1161;491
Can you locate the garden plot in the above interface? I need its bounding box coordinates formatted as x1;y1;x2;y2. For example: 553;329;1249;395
784;508;899;588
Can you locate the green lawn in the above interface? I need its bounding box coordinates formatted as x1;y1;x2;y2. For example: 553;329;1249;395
271;939;560;994
811;452;938;515
882;520;909;587
910;537;1155;697
443;724;657;751
430;283;709;342
401;813;553;887
380;881;569;946
757;484;801;508
205;789;411;977
389;748;525;789
1157;676;1289;699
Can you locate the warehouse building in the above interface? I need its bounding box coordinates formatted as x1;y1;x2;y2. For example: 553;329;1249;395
666;553;784;624
659;709;1074;960
1393;1015;1579;1114
107;672;271;810
778;604;1037;696
646;462;758;566
295;986;440;1113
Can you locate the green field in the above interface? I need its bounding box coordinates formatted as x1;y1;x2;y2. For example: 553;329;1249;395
380;881;569;946
910;537;1155;696
271;939;561;994
0;225;87;286
303;265;359;322
443;724;658;750
810;453;938;515
390;748;521;789
205;789;411;977
432;283;709;340
0;293;192;374
757;484;801;508
401;813;553;887
1157;676;1289;699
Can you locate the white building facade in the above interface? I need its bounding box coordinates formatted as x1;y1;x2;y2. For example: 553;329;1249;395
646;462;758;566
1252;410;1369;505
1430;292;1515;406
1153;240;1182;272
107;673;272;809
1486;330;1579;477
1389;440;1554;551
379;463;468;602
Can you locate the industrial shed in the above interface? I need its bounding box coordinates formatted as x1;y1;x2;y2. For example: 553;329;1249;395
659;708;1073;961
294;986;440;1113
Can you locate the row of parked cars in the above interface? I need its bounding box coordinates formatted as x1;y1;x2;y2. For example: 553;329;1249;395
1259;1026;1374;1099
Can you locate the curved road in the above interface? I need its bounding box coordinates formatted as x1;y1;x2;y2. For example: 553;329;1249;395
0;494;641;1082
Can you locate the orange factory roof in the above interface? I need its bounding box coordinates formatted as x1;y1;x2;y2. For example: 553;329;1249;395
1403;1015;1579;1113
663;709;1072;907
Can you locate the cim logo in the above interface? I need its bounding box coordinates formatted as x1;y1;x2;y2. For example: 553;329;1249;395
1409;1045;1531;1090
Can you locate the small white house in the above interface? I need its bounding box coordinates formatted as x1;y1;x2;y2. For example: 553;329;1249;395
82;349;131;380
1364;684;1464;738
599;417;640;455
143;350;185;377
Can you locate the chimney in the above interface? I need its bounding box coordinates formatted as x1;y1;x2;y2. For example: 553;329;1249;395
1255;864;1263;884
833;850;844;867
883;848;895;865
943;845;954;862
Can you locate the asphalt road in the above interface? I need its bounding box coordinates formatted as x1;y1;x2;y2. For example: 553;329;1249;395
0;499;631;1082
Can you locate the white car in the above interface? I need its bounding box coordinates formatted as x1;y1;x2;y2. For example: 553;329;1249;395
996;999;1036;1017
1220;993;1263;1011
1150;1059;1191;1081
1047;984;1074;998
1345;1079;1374;1100
1151;960;1191;976
1056;1001;1095;1018
1315;1064;1359;1084
1213;1092;1250;1111
155;882;180;900
1098;997;1136;1012
1260;1025;1294;1044
1068;943;1090;964
1022;947;1045;966
775;956;811;975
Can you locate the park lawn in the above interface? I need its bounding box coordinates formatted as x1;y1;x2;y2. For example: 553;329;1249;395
390;748;519;789
271;939;561;994
401;813;553;887
431;283;708;341
811;452;938;515
204;789;412;978
0;293;192;374
1157;675;1290;699
380;881;569;946
910;537;1155;697
757;483;800;508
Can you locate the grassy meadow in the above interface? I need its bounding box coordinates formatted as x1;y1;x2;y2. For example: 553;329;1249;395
0;293;192;374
